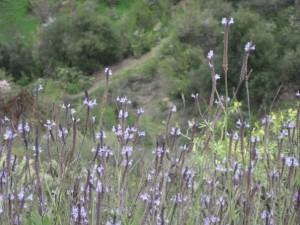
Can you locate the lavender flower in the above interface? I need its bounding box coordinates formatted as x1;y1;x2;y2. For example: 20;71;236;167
58;127;68;138
188;120;197;128
204;215;220;225
279;129;288;139
222;96;229;102
137;108;144;115
204;217;211;225
4;127;17;140
96;181;103;193
92;146;113;157
170;127;181;136
207;50;214;60
72;205;88;224
236;119;250;129
33;146;43;154
250;136;260;143
105;67;112;77
216;197;226;206
83;98;97;109
140;193;150;202
285;156;299;167
215;95;231;104
116;96;131;104
191;93;199;99
112;125;122;136
221;17;234;26
61;103;70;109
284;120;295;129
96;131;107;139
233;133;239;141
153;147;164;157
70;108;76;115
118;110;128;118
214;74;220;80
18;189;25;200
261;209;275;224
95;164;104;175
35;84;43;92
18;122;30;133
122;159;133;166
262;116;272;125
171;105;177;112
244;42;255;52
216;165;226;172
171;193;183;203
180;145;188;151
106;221;121;225
138;131;146;137
122;146;133;156
44;120;56;131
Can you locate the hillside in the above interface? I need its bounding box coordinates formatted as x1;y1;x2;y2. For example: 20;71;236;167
1;1;300;224
0;0;300;130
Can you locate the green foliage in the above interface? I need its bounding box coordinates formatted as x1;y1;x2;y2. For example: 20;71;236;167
130;29;157;57
24;211;54;225
102;105;117;128
140;57;158;81
165;1;300;108
129;0;171;30
114;0;171;58
173;6;220;52
246;0;295;15
39;2;123;73
0;36;36;83
158;39;204;99
54;67;91;94
16;73;31;86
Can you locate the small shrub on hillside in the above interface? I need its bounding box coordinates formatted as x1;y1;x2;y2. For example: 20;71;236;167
130;29;157;57
54;67;91;94
0;36;36;82
173;6;220;52
38;2;123;74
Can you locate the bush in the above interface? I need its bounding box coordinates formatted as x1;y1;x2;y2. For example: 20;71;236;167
130;29;156;57
0;36;36;83
54;67;91;94
38;1;123;74
158;40;205;100
173;5;220;52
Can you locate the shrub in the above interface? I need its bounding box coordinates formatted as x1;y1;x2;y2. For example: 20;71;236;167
173;6;220;52
38;2;123;74
0;36;36;83
54;67;91;94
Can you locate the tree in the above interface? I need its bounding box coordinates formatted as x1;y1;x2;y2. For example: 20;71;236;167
0;36;36;83
38;1;123;74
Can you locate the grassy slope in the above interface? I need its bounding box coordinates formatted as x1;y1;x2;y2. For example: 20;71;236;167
0;0;38;43
1;0;181;139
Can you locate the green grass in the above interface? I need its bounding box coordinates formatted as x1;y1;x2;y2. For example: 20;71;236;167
0;0;38;43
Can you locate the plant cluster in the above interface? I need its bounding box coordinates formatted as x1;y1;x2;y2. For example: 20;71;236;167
0;16;300;225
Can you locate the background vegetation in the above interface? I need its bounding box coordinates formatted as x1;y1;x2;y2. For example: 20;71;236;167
2;0;298;111
0;0;300;224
